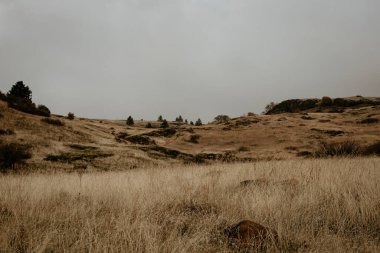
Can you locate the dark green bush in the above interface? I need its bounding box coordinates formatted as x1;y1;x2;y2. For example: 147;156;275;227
314;141;361;157
41;118;64;126
161;119;169;128
320;96;333;106
214;115;230;123
145;122;153;128
0;143;32;171
126;116;134;126
359;118;378;124
0;129;15;136
363;142;380;155
67;112;75;120
37;105;51;117
195;118;202;126
189;134;200;143
175;115;183;122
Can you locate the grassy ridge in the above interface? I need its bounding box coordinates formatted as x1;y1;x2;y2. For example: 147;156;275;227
0;158;379;252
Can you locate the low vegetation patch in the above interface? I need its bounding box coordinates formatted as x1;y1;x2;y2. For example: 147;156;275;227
68;144;98;151
45;151;113;163
314;141;361;157
0;129;15;136
359;118;379;124
126;135;156;145
188;134;200;144
41;118;65;126
0;143;32;171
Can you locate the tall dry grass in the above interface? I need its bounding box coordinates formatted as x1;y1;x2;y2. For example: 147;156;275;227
0;158;379;252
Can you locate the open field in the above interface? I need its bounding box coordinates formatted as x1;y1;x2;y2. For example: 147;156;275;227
1;158;379;252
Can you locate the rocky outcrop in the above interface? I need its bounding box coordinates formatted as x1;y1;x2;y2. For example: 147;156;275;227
266;97;380;114
266;99;319;114
225;220;278;249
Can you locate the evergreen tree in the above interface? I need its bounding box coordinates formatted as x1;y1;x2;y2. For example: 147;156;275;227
7;81;32;102
161;119;169;128
195;118;202;126
158;115;163;122
175;115;183;122
126;116;134;126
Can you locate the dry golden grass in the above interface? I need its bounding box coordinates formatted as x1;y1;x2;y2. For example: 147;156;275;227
1;158;379;252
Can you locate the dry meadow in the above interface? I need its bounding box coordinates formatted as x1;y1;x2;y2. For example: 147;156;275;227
1;158;379;252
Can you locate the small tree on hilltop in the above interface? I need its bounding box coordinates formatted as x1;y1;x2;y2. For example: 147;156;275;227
214;115;230;123
145;122;153;128
195;118;202;126
126;116;134;126
67;112;75;120
185;119;188;124
7;81;32;102
190;121;194;126
161;119;169;128
158;115;163;122
175;115;183;123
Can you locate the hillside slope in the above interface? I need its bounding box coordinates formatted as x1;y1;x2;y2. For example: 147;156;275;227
1;97;379;171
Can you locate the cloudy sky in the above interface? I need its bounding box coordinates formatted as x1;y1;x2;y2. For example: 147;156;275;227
1;0;379;121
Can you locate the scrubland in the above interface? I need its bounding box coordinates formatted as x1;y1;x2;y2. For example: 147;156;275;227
1;158;379;252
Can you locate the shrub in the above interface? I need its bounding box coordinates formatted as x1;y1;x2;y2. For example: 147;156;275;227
37;104;51;117
158;115;163;122
262;102;277;114
67;112;75;120
195;118;202;126
161;119;169;128
0;129;15;136
247;112;255;116
363;142;380;155
190;121;194;126
189;134;200;143
145;122;153;128
175;115;183;122
214;115;230;123
320;96;333;106
185;119;188;124
315;141;361;157
359;118;378;124
0;143;32;171
238;146;250;152
126;116;134;126
7;95;38;115
41;118;64;126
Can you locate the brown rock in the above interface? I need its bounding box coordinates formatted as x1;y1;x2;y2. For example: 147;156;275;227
225;220;278;248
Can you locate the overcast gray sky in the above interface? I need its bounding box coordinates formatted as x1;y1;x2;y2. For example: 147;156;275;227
1;0;379;121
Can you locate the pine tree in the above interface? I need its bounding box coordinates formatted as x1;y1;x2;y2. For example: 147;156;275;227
7;81;32;102
126;116;134;126
158;115;163;122
161;119;169;128
195;118;202;126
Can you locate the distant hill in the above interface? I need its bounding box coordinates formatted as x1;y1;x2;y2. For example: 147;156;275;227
266;96;380;114
0;97;379;172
